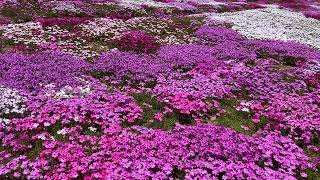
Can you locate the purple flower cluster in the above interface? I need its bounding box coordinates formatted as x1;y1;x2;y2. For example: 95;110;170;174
0;51;90;93
1;1;320;179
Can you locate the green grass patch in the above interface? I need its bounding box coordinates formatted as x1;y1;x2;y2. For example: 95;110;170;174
256;49;302;67
214;99;255;135
89;71;114;79
46;122;65;141
306;170;320;180
124;93;194;130
283;75;297;83
132;93;165;123
208;99;269;135
37;9;60;18
0;8;33;23
27;141;43;160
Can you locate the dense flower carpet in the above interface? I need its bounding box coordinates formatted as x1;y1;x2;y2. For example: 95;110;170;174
0;0;320;179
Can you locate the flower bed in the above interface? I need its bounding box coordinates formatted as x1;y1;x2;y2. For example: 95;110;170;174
0;0;319;179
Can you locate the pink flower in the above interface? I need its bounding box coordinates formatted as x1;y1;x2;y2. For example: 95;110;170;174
154;113;164;121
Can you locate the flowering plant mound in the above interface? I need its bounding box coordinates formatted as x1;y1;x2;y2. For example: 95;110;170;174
117;31;159;53
39;17;90;28
0;52;90;93
1;0;320;179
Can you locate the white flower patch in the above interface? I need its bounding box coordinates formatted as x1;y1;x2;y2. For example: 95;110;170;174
43;78;92;99
54;86;77;99
129;17;199;44
182;0;225;6
237;101;251;113
209;7;320;49
0;86;27;116
1;21;96;58
80;18;130;38
37;134;47;140
0;118;10;126
240;107;250;112
81;17;198;46
57;128;68;135
53;2;83;13
45;83;92;100
1;22;46;45
115;0;173;9
88;126;97;132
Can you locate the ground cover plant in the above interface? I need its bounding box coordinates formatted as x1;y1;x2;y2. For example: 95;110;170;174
0;0;320;179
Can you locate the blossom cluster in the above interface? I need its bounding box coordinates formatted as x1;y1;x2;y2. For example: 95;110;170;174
0;0;320;179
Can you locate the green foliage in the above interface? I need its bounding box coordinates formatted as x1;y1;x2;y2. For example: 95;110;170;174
89;71;114;79
280;128;291;136
3;39;15;46
245;59;257;67
214;99;255;135
37;9;60;18
283;75;297;83
27;141;43;160
282;55;300;67
95;4;119;17
0;113;15;119
256;49;271;59
0;39;15;52
172;16;204;34
171;167;186;180
46;122;65;141
126;93;194;130
256;50;301;67
209;99;269;135
1;8;17;18
256;116;269;130
95;4;145;18
144;80;157;88
0;8;32;23
232;88;252;100
305;166;320;180
132;93;164;121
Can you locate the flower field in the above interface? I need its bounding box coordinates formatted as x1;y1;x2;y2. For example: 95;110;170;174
0;0;319;179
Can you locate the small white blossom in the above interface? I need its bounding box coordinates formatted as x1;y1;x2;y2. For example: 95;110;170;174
37;135;46;140
74;116;80;122
0;118;10;126
88;127;97;132
241;107;250;112
57;128;68;135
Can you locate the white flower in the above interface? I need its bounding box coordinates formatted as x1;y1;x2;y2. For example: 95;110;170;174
0;86;27;116
74;116;80;122
209;7;320;49
37;135;46;140
0;118;10;126
57;129;68;135
241;107;250;112
88;127;97;132
240;101;250;106
53;2;82;13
